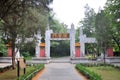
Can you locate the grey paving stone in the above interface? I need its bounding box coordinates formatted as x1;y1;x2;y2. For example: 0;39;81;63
38;63;83;80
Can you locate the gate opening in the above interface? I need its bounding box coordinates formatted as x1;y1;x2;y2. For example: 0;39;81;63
50;40;70;57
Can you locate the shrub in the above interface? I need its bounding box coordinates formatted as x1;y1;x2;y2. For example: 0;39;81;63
21;52;30;57
0;38;7;56
76;64;102;80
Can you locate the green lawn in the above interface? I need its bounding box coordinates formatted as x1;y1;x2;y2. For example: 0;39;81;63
0;64;44;80
87;66;120;80
0;68;21;80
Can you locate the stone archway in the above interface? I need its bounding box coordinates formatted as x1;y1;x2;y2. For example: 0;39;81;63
79;27;96;57
45;24;75;58
34;24;97;63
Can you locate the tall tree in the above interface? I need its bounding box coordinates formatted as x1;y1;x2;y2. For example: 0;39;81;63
0;0;53;69
80;4;96;37
95;10;112;62
79;4;97;55
48;15;70;57
105;0;120;51
49;13;68;33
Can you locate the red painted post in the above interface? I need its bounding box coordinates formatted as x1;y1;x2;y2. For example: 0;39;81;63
107;48;113;57
8;47;12;57
40;47;45;57
75;43;80;57
75;47;80;57
40;43;45;57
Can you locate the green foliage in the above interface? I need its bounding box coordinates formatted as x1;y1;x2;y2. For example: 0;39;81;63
76;64;102;80
79;63;111;67
79;4;96;37
85;54;97;60
50;20;68;33
49;16;70;57
0;0;53;68
18;64;44;80
20;41;35;57
105;0;120;51
50;40;70;57
79;4;114;55
0;19;4;27
79;5;98;55
75;27;79;42
94;10;112;56
86;63;120;80
21;52;30;57
0;38;7;56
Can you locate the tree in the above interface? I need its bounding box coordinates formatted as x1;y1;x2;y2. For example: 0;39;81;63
95;10;112;63
79;4;97;55
105;0;120;51
0;0;53;69
80;4;96;37
49;13;68;33
75;27;80;42
48;16;70;57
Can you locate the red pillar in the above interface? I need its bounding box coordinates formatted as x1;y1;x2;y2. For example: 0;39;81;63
40;47;45;57
75;47;80;57
75;43;80;57
39;43;45;57
8;47;12;57
6;43;12;57
107;48;113;57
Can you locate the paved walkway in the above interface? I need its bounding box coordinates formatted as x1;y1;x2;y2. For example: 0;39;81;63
0;63;12;68
38;63;83;80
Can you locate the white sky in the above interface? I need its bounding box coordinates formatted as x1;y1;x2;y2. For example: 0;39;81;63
50;0;107;28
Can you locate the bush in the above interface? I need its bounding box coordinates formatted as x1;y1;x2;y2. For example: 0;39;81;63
21;52;30;57
79;63;120;70
0;38;7;56
18;64;44;80
76;64;102;80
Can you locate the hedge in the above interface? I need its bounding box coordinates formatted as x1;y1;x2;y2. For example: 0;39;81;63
75;64;102;80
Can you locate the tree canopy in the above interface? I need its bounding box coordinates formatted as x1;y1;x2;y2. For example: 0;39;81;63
105;0;120;51
0;0;53;69
49;16;70;57
79;0;120;55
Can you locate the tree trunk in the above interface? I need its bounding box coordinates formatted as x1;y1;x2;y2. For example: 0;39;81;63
11;39;16;69
103;48;106;64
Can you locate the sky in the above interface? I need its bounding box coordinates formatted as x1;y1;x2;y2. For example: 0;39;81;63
50;0;107;28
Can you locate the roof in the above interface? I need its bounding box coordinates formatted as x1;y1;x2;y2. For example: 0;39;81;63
75;42;80;47
6;41;12;47
39;42;80;47
40;43;45;47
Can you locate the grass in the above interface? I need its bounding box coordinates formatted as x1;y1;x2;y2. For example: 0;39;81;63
87;66;120;80
24;56;32;60
0;68;19;80
0;64;44;80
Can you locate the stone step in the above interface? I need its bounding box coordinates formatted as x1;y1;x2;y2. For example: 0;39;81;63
51;60;70;63
0;57;12;63
26;60;50;64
